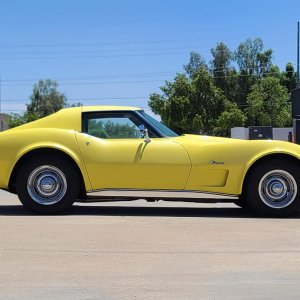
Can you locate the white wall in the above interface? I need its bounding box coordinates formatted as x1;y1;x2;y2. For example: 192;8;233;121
231;127;293;142
273;128;293;142
231;127;249;140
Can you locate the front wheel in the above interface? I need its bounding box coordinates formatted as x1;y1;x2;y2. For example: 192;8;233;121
16;155;80;214
244;159;300;217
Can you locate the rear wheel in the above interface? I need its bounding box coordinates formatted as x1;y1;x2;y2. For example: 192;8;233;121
244;159;300;217
16;155;80;214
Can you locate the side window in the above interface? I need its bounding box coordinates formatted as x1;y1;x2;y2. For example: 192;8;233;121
88;117;140;139
82;112;157;139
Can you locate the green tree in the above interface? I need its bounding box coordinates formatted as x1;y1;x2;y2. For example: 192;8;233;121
234;38;273;105
27;79;67;118
9;79;68;128
183;51;208;78
9;112;39;128
265;65;281;79
87;120;109;138
149;73;192;134
247;77;291;127
149;68;233;135
210;42;237;102
280;63;297;92
8;113;24;128
66;102;83;108
104;121;137;138
214;102;246;136
149;38;295;134
235;38;272;76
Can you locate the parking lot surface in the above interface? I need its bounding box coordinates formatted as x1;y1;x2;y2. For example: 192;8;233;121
0;190;300;299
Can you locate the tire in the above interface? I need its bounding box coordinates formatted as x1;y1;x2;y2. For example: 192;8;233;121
233;197;251;209
16;155;80;214
244;159;300;217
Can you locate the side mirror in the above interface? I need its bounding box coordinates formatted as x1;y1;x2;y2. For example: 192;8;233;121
138;125;151;143
139;124;145;132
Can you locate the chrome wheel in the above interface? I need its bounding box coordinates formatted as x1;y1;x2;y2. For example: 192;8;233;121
258;170;297;209
27;165;67;205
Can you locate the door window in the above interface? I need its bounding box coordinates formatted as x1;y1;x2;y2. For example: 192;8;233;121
82;112;157;139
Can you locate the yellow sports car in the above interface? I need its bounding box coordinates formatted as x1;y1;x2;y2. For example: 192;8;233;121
0;106;299;217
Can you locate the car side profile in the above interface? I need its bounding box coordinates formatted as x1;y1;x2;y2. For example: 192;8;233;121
0;105;300;217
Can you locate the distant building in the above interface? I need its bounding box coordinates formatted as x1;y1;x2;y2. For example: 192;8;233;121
0;114;11;131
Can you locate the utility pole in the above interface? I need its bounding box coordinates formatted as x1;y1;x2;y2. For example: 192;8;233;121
297;21;299;87
0;74;1;115
0;74;2;131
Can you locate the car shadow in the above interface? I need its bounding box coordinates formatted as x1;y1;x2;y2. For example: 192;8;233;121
0;203;300;219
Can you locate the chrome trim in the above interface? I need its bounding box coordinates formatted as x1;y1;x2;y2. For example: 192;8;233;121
209;160;224;165
86;189;238;200
258;170;297;209
27;165;67;205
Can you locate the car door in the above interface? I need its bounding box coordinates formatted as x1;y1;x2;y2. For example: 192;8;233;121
76;111;191;190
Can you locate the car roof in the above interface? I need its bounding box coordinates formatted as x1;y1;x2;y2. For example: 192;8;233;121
81;106;141;112
4;105;143;133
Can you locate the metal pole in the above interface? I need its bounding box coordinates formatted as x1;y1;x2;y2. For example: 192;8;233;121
0;74;2;131
0;74;1;115
297;21;299;87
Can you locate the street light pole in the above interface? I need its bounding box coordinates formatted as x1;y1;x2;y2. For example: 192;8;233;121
297;21;299;87
0;74;1;115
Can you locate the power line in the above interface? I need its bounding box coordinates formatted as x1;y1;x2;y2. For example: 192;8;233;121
1;64;296;84
0;96;150;102
2;79;166;87
212;71;295;79
0;46;203;56
0;36;289;49
0;38;216;48
0;51;190;60
1;71;178;83
2;71;293;87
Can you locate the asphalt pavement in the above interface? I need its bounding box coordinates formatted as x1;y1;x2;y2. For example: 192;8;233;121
0;190;300;300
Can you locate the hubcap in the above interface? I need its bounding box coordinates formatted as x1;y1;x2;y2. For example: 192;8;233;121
27;165;67;205
258;170;297;209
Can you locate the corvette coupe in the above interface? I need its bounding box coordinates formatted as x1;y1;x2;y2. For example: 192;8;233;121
0;105;300;217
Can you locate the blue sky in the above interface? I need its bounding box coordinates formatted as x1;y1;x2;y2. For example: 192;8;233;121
0;0;299;114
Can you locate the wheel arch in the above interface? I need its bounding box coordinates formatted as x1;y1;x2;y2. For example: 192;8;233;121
9;148;87;197
241;153;300;195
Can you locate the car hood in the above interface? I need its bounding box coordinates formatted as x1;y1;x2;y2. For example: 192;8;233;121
170;134;300;160
173;134;244;144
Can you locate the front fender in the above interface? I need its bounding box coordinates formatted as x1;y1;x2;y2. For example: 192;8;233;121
174;136;300;195
239;142;300;194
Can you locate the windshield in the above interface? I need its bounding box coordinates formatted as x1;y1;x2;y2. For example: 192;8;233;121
138;111;178;137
